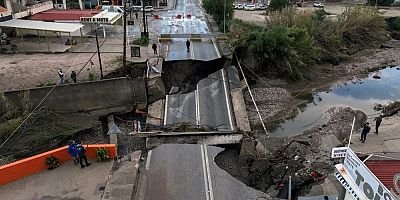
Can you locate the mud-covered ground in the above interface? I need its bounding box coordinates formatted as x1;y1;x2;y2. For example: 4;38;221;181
215;43;400;198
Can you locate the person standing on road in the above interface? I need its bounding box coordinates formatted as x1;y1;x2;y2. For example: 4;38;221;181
77;142;91;168
58;69;64;84
70;70;77;83
186;39;190;52
135;11;138;19
360;122;371;143
67;140;79;165
152;43;158;54
374;115;383;134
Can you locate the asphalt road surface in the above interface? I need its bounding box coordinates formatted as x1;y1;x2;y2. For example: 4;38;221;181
160;0;234;131
145;144;269;200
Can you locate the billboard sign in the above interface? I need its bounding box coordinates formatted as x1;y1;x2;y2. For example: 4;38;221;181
343;148;396;200
331;147;347;158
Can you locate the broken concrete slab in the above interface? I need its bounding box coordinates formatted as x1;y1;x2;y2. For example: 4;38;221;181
231;88;251;132
107;115;123;135
239;138;256;164
101;151;142;200
146;99;165;128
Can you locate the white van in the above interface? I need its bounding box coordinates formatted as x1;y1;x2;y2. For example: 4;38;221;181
101;5;125;13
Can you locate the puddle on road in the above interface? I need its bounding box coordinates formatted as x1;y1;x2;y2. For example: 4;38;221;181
267;66;400;137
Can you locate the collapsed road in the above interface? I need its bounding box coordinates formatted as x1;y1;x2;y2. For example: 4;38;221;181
151;0;235;131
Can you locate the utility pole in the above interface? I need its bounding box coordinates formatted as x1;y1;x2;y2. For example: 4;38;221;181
223;0;226;33
123;0;127;76
142;0;147;37
95;28;104;79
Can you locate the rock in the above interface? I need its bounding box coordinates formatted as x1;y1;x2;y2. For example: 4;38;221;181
318;134;341;152
256;141;270;157
372;75;381;79
250;159;271;177
294;139;311;146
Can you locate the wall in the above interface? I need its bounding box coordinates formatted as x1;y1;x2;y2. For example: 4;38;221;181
2;77;146;116
0;144;117;186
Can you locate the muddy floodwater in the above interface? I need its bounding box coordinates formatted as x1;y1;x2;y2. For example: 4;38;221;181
269;67;400;137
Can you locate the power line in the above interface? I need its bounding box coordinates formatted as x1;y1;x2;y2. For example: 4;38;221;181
0;26;118;150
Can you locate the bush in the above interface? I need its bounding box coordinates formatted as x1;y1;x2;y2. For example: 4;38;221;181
88;73;95;81
240;26;318;81
386;17;400;31
202;0;234;31
96;147;110;162
269;0;288;11
367;0;394;6
132;36;149;46
46;156;61;170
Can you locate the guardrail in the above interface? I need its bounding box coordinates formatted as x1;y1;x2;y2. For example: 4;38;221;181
0;144;117;186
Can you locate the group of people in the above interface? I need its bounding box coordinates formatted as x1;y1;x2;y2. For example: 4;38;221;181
57;61;94;84
151;39;191;55
67;140;91;168
359;115;383;143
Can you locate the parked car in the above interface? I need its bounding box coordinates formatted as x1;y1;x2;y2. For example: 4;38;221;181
313;2;324;8
244;4;256;11
235;3;244;10
256;4;267;10
141;6;153;12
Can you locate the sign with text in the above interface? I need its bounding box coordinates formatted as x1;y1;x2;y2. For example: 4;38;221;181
343;148;396;200
80;17;109;23
331;147;347;158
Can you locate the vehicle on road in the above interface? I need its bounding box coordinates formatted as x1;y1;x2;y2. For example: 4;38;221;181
234;3;244;10
256;4;267;10
313;2;324;8
244;4;256;11
141;6;153;12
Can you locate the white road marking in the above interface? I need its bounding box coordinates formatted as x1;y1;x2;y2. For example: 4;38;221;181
190;40;195;59
203;145;214;200
145;150;152;170
200;145;210;200
221;69;235;131
195;84;200;126
163;95;169;126
212;38;221;58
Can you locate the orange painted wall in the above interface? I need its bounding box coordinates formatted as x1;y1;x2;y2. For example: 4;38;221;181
0;144;117;186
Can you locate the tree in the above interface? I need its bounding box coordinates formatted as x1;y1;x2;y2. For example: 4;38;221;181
269;0;288;11
202;0;234;31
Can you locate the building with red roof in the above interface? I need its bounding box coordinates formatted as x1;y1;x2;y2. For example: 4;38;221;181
366;159;400;196
28;9;100;22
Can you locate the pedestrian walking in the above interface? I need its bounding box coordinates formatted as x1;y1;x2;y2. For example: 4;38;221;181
76;142;91;168
374;115;383;134
135;12;138;19
186;39;190;52
89;60;94;70
58;69;64;84
152;43;158;54
67;140;79;165
70;70;77;83
360;122;371;143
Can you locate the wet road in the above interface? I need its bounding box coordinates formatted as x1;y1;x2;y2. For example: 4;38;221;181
145;144;269;200
159;0;233;131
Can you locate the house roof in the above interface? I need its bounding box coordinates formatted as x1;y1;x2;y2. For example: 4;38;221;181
0;19;84;32
365;160;400;195
29;9;99;21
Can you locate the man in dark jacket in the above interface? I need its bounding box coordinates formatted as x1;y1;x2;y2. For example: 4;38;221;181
374;115;383;134
152;43;157;54
186;39;190;52
360;122;371;143
77;142;91;168
70;70;77;83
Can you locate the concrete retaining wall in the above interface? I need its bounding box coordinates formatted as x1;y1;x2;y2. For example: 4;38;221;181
1;77;146;116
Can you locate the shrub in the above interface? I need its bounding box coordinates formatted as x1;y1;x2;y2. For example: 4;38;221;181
88;73;95;81
202;0;234;31
46;156;61;170
96;147;110;162
132;36;149;46
269;0;288;11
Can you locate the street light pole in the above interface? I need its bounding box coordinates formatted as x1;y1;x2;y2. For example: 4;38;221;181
123;0;127;76
223;0;226;33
